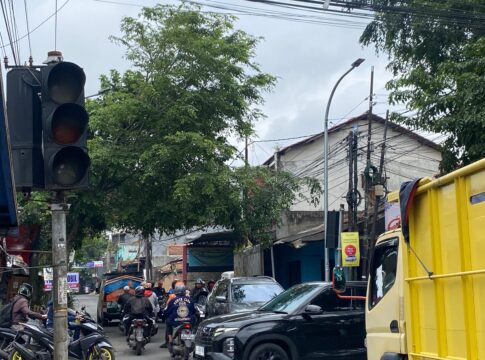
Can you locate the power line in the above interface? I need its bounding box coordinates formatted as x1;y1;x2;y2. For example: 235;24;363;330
0;0;71;51
23;0;31;58
55;0;58;50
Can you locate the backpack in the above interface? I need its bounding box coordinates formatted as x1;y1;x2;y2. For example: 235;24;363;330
0;297;21;328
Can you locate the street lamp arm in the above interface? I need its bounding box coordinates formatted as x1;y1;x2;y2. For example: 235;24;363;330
324;67;356;127
323;59;365;282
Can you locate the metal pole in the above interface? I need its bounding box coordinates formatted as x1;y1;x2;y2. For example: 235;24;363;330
323;58;365;282
51;196;70;360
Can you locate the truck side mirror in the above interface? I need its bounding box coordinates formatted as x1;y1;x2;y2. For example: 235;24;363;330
333;266;346;293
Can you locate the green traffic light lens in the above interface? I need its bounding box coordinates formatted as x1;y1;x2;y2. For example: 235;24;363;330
51;103;88;145
47;62;86;104
51;147;90;186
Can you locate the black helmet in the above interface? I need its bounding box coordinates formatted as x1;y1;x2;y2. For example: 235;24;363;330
18;283;33;300
174;284;186;296
135;286;145;297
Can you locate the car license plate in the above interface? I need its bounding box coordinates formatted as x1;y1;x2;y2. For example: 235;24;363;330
195;345;205;356
181;333;195;340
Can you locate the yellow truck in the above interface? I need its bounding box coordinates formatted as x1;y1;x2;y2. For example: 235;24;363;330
336;158;485;360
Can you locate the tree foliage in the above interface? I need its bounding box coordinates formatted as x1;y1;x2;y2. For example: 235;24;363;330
63;4;318;249
360;0;485;171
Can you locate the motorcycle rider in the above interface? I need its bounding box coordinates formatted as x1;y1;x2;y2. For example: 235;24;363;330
190;278;207;304
123;286;153;336
142;282;160;315
117;286;133;310
207;280;216;293
164;284;196;353
11;283;47;330
153;280;166;298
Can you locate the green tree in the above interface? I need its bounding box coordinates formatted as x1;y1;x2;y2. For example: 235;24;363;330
65;4;318;249
360;1;485;171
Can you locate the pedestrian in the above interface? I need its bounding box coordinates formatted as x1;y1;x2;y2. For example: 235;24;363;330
11;284;46;330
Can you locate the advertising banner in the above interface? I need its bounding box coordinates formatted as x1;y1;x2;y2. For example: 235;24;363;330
43;271;79;292
67;272;80;290
341;232;360;267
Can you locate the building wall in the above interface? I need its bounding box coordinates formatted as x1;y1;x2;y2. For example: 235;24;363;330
273;241;329;289
278;119;442;212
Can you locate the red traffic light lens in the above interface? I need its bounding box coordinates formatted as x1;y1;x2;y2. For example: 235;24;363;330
50;104;88;145
51;147;90;186
47;62;86;104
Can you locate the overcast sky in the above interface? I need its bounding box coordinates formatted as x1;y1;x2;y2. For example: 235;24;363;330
3;0;397;165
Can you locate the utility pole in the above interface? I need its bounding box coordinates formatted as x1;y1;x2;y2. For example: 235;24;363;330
51;193;70;360
145;236;152;280
106;235;112;273
368;110;389;270
361;66;374;279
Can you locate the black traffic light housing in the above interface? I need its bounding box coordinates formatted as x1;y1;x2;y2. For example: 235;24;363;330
41;61;90;190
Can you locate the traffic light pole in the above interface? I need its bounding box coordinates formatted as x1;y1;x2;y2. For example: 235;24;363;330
51;193;70;360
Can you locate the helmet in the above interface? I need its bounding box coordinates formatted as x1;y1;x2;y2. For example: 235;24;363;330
196;278;204;285
135;286;145;297
18;283;33;300
123;286;130;292
174;284;186;296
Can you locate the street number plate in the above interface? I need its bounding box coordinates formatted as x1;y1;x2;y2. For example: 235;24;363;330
195;345;204;356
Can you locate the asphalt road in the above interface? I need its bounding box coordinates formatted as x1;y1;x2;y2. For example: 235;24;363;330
74;294;173;360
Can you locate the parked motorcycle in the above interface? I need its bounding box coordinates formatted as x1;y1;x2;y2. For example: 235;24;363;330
170;322;195;360
7;322;114;360
127;318;150;356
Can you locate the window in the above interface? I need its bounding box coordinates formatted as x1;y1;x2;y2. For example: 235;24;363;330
231;283;283;303
369;239;398;310
311;289;355;311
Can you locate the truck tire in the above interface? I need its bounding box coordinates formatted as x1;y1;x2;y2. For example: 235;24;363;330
250;343;289;360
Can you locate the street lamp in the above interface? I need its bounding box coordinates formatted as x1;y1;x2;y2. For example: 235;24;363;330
323;58;365;282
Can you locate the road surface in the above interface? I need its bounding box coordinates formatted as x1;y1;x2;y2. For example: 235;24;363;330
74;294;173;360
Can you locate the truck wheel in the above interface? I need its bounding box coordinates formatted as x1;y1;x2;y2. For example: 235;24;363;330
250;343;289;360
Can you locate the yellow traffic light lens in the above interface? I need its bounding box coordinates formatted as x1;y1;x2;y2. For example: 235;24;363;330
51;147;90;186
47;62;86;104
50;104;88;144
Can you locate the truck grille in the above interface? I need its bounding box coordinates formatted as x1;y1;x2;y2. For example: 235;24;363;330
195;326;214;347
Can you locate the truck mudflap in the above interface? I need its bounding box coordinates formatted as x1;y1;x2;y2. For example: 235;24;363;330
381;353;406;360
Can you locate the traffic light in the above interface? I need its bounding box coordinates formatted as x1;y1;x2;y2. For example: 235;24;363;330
6;68;44;190
40;62;90;189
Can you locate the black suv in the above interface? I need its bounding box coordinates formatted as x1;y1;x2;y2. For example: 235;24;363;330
205;276;283;318
194;282;366;360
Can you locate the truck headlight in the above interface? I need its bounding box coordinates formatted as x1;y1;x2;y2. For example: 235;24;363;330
223;338;235;358
213;327;239;338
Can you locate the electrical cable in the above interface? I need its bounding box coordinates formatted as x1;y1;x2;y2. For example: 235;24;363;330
55;0;58;50
23;0;31;58
0;0;71;51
